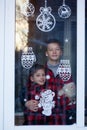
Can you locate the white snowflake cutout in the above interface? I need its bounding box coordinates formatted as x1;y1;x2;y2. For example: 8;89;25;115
36;0;56;32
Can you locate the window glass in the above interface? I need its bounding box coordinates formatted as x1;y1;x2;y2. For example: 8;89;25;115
15;0;77;125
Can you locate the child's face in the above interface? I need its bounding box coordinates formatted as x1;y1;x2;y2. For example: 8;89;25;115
30;69;46;85
46;43;62;62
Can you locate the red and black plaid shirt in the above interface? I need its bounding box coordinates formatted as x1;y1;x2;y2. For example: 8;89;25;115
24;82;47;125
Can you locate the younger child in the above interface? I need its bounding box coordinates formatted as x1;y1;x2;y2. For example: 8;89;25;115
23;64;55;125
23;64;46;125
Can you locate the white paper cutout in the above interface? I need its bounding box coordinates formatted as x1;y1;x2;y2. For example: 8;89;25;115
21;0;35;17
57;60;71;81
58;0;71;19
21;47;36;69
37;89;55;116
36;0;56;32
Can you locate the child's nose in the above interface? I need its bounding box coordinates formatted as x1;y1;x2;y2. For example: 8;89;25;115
53;50;56;53
41;76;45;79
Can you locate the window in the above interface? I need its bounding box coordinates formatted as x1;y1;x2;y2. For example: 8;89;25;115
3;0;85;129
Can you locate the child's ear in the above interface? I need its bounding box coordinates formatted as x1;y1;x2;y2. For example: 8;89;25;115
30;76;34;82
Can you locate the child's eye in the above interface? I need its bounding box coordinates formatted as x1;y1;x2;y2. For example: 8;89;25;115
56;48;60;51
42;74;45;76
48;49;53;51
36;74;40;77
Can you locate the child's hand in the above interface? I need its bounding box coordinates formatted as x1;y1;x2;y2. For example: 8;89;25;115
25;100;39;112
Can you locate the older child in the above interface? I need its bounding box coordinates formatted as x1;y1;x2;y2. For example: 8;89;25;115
45;39;76;124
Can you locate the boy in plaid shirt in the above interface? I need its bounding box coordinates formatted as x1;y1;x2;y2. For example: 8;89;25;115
45;39;76;124
22;39;76;125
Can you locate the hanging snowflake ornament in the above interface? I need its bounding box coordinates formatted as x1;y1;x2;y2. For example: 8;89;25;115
58;0;71;19
21;47;36;69
36;0;56;32
56;60;71;81
21;0;35;17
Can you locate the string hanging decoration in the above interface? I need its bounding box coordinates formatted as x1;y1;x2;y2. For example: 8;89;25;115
21;47;36;69
56;60;71;81
21;0;35;17
58;0;71;19
36;0;56;32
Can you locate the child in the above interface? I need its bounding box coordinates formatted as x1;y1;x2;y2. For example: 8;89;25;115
45;39;76;124
23;64;56;125
23;64;46;125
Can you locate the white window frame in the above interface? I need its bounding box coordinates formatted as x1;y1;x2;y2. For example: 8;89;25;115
0;0;5;130
4;0;85;130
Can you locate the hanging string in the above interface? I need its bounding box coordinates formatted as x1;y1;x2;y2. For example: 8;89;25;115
63;0;65;5
26;0;29;4
45;0;47;7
